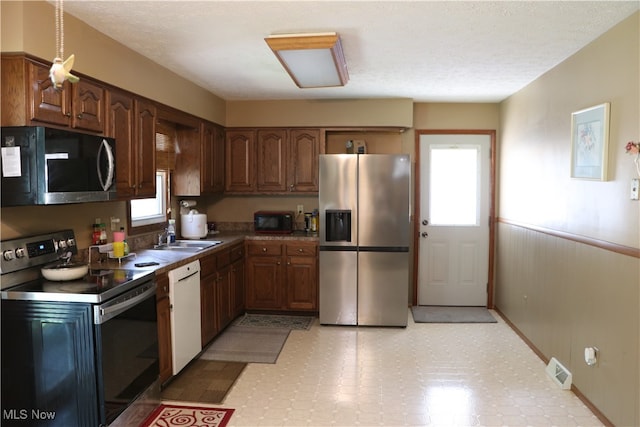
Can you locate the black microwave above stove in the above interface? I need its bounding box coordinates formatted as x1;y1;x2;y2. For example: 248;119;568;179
254;211;295;234
1;126;117;206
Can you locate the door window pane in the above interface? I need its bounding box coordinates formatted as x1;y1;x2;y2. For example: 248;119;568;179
429;146;479;225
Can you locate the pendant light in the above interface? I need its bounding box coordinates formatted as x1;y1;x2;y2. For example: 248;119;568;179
49;0;79;89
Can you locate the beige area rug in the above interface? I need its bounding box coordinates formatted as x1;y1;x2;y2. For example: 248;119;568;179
199;326;290;364
411;306;497;323
161;360;246;404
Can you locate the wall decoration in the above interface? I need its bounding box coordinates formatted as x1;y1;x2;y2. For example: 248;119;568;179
570;102;610;180
625;141;640;177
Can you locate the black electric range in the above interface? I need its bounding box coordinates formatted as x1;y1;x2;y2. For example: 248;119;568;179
1;230;160;427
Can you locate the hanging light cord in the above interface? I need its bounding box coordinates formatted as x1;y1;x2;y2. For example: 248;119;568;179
55;0;64;59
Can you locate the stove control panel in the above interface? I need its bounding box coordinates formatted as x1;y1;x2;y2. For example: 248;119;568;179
0;230;77;275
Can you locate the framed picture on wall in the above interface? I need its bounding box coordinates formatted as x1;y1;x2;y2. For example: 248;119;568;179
570;102;610;180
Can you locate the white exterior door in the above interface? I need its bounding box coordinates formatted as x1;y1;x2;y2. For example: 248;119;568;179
418;134;491;306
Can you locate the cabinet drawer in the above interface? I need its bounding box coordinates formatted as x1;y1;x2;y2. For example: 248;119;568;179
286;242;317;257
247;241;282;256
230;244;245;262
200;253;217;277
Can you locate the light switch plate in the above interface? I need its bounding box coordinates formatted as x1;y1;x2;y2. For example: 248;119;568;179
631;179;639;200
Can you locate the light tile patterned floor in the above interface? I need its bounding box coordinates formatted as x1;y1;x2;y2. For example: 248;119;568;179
167;310;603;427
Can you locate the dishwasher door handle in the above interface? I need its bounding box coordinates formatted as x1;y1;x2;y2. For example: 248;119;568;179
176;271;200;283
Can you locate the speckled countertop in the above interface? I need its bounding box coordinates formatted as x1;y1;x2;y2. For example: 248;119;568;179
92;231;318;275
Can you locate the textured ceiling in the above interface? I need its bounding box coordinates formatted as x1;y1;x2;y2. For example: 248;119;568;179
59;1;638;102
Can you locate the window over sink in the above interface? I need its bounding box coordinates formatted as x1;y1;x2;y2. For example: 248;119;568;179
130;171;168;227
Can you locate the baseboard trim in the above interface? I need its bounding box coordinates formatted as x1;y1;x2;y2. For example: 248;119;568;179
493;307;614;427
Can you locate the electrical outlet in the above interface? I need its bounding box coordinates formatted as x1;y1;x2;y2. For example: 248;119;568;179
631;179;639;200
297;204;304;214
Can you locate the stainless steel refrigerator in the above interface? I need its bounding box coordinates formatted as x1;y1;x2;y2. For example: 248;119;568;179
319;154;410;327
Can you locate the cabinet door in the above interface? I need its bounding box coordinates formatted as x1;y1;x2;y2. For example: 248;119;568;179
288;129;320;193
231;257;245;317
286;255;318;311
156;273;172;383
246;255;283;309
201;122;216;194
108;90;137;198
157;296;172;384
257;129;287;192
134;99;157;198
216;265;233;330
71;79;105;132
200;273;218;347
201;122;225;194
213;124;226;192
28;60;72;127
225;130;256;192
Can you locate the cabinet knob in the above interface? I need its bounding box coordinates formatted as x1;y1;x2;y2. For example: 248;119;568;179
277;261;281;265
76;113;83;119
164;286;168;293
64;112;71;117
262;247;267;252
298;248;303;253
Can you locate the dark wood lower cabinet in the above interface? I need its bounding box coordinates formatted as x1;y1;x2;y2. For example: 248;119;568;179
200;243;245;349
156;272;173;384
245;240;318;312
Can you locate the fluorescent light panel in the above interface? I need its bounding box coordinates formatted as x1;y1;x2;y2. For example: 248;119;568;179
265;32;349;88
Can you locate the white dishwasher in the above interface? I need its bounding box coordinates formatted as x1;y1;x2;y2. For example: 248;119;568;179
168;259;202;375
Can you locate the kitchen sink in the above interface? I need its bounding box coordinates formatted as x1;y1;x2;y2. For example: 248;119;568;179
152;240;222;251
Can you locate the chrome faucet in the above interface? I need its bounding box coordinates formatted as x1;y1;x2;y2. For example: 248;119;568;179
157;229;169;247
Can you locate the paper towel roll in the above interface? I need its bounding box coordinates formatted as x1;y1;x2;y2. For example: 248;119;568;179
180;200;197;208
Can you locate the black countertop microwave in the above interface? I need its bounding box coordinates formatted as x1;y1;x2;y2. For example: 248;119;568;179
1;126;117;206
254;211;295;234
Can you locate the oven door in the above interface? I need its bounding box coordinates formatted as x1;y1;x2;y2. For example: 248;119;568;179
93;280;158;426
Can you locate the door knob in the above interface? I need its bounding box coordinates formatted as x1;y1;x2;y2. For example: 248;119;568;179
422;219;429;226
421;232;428;238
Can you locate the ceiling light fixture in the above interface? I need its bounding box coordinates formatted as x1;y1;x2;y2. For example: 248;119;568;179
265;32;349;88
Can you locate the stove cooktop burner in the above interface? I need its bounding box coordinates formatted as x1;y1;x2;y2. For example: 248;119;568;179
1;269;155;304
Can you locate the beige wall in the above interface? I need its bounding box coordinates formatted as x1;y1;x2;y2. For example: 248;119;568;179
226;99;413;128
496;12;639;426
499;13;639;248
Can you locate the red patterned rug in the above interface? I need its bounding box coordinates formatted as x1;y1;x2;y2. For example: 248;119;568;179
140;404;234;427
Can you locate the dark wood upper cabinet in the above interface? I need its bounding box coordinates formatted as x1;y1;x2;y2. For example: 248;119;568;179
257;129;287;192
108;90;156;199
225;130;256;193
225;128;320;195
201;121;225;194
1;55;105;134
288;129;320;193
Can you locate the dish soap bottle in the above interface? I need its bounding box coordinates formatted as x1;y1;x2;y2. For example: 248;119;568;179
120;227;130;256
167;219;176;243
